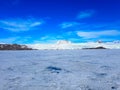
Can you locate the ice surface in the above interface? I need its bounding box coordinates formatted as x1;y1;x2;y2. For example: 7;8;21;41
0;50;120;90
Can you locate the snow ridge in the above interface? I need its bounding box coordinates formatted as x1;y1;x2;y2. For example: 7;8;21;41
28;40;120;50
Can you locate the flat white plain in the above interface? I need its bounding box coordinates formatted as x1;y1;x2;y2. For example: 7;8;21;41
0;50;120;90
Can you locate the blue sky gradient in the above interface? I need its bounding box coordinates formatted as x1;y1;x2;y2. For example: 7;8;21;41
0;0;120;44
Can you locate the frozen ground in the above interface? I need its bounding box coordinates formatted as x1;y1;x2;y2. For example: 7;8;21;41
0;50;120;90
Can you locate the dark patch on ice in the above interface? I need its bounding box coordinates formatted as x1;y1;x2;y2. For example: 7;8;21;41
80;85;93;90
93;72;107;78
47;66;62;71
6;67;14;71
46;66;62;73
111;85;118;90
87;61;100;65
31;62;39;65
31;77;35;80
110;83;119;90
100;65;112;70
111;86;116;89
45;66;71;74
8;86;13;89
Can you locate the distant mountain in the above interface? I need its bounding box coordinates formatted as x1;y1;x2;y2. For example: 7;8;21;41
56;40;71;45
28;40;120;50
0;44;33;50
82;46;107;49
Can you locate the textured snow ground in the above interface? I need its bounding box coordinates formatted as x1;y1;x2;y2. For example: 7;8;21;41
0;50;120;90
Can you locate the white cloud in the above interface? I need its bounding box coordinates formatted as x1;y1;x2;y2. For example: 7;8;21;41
77;10;94;19
33;35;63;44
60;22;80;29
0;36;32;44
0;18;44;32
77;30;120;39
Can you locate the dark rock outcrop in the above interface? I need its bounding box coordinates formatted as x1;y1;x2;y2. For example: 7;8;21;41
0;44;33;50
82;46;107;49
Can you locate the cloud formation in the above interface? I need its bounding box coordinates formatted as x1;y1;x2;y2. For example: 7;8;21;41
60;22;80;29
0;36;32;44
77;30;120;39
77;10;94;19
0;18;44;32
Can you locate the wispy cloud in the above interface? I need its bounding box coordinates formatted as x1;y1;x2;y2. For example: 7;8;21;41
77;10;94;19
0;18;44;32
34;35;65;44
0;36;32;44
60;22;81;29
0;37;20;44
77;30;120;39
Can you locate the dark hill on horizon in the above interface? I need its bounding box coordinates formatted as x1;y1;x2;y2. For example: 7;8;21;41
0;44;33;50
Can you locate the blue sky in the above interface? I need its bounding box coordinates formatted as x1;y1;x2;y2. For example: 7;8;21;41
0;0;120;44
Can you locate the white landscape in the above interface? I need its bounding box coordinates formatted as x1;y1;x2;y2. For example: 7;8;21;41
28;40;120;50
0;0;120;90
0;49;120;90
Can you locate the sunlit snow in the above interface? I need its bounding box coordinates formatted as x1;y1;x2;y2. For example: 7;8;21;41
28;40;120;50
